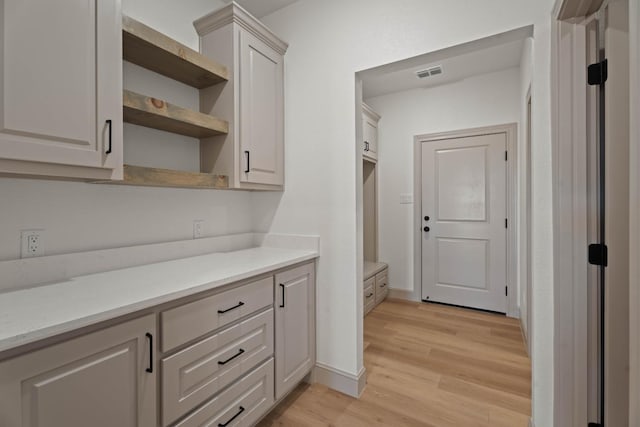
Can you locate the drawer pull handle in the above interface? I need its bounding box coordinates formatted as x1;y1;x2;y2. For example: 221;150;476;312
218;406;245;427
218;301;244;314
279;283;285;308
380;283;387;288
145;333;153;373
218;348;245;365
366;292;374;298
106;119;113;154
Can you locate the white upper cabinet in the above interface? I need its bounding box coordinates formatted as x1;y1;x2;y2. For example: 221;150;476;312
239;30;284;186
362;103;380;162
196;2;288;190
0;0;123;180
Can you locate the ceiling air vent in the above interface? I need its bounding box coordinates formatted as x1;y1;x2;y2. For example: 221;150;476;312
416;65;443;79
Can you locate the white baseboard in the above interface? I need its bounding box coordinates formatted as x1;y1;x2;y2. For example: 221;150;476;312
529;418;534;427
388;288;420;302
314;362;366;398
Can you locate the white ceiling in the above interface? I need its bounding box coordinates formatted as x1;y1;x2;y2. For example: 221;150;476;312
222;0;299;18
362;27;532;99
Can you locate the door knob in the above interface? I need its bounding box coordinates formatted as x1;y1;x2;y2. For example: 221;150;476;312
424;226;430;232
424;216;430;221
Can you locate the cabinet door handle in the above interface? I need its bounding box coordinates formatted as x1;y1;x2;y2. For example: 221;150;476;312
279;283;285;308
218;348;245;365
364;141;369;152
244;150;250;173
218;406;245;427
366;292;374;298
105;119;113;154
145;333;153;373
217;301;244;314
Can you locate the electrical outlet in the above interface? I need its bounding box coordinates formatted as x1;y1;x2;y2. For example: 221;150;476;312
21;229;44;258
193;220;204;239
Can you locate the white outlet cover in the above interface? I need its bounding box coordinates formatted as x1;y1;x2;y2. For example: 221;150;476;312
400;194;414;204
193;220;204;239
21;229;45;258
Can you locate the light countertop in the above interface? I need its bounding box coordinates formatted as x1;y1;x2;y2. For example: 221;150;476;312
0;247;317;354
364;261;388;280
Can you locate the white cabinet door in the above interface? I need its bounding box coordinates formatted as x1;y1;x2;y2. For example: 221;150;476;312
274;262;315;399
0;315;156;427
239;30;284;186
362;104;380;161
363;114;378;160
0;0;123;179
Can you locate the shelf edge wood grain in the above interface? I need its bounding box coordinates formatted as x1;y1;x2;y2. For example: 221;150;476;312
122;15;229;88
119;165;229;189
123;90;229;138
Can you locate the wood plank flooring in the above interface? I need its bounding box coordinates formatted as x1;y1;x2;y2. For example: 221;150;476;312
258;299;531;427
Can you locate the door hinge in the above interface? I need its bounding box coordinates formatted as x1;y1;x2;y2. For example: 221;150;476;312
505;286;508;296
588;243;608;267
588;59;608;86
505;151;508;161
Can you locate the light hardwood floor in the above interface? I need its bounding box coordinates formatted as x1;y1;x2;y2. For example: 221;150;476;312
258;299;531;427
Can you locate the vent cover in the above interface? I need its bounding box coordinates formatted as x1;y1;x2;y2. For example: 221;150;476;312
416;65;443;79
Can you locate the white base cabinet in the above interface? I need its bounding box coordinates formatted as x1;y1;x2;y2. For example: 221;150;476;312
363;263;389;317
0;314;156;427
0;260;316;427
275;262;316;399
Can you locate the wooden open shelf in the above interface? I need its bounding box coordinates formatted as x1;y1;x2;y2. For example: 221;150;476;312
123;15;229;89
112;165;229;189
123;90;228;138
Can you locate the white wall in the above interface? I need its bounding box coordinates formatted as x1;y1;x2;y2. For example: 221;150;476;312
260;1;555;424
365;67;521;298
0;0;255;261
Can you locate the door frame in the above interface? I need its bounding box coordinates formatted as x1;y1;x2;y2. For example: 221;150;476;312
413;123;518;317
630;1;640;425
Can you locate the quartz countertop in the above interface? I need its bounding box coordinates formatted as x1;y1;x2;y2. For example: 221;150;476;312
0;246;317;354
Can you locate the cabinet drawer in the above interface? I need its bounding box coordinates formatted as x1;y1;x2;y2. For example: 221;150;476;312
162;276;273;352
375;269;388;304
175;358;274;427
364;283;375;315
162;309;274;426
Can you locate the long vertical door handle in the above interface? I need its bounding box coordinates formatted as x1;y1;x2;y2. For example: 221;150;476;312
244;150;250;173
279;284;285;308
145;333;153;373
105;119;112;154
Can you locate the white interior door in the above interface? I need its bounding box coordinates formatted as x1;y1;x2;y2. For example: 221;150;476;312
421;132;507;313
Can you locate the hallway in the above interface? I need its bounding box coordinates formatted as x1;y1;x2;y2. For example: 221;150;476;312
259;300;531;427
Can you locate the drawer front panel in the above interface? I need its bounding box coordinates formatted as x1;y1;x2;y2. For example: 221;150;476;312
174;358;274;427
162;276;274;352
364;284;375;315
162;309;274;426
363;276;375;290
375;269;388;304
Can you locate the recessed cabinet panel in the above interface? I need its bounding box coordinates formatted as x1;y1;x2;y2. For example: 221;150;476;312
0;315;156;427
0;0;123;178
239;31;284;186
162;309;274;426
